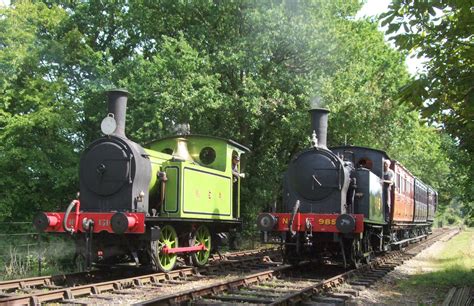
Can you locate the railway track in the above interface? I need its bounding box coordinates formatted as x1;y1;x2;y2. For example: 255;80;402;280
0;228;457;305
0;248;280;305
140;228;458;305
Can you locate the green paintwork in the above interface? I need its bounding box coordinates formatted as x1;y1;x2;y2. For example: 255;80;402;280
148;135;234;172
367;171;384;224
355;169;385;224
163;166;179;213
182;166;232;217
145;149;173;191
144;135;248;221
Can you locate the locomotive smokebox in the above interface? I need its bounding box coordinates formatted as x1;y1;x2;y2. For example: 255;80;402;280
309;107;330;148
107;89;129;138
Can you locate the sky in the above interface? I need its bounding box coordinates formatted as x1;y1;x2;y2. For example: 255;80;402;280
0;0;423;75
357;0;425;75
357;0;392;18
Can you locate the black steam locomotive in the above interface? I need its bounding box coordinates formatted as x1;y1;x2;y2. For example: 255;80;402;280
257;107;437;267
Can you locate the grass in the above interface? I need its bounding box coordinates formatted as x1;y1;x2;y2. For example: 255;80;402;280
396;228;474;303
1;238;76;281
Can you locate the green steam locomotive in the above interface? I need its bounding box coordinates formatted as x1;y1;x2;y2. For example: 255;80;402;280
33;89;249;272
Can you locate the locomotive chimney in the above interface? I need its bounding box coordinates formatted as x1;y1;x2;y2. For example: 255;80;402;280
107;89;129;138
309;107;330;148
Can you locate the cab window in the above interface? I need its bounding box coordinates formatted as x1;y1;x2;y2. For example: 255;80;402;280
199;147;216;165
357;158;373;169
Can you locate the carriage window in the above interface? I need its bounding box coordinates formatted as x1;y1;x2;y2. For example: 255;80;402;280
162;148;173;155
199;147;216;165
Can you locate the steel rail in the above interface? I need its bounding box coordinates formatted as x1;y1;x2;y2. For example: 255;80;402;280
136;228;457;305
135;265;292;305
0;230;455;305
268;228;458;305
0;249;281;305
0;275;58;291
0;267;197;305
0;248;279;293
0;269;127;292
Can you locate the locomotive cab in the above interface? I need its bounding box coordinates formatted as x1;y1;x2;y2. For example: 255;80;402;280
146;134;249;221
331;146;388;225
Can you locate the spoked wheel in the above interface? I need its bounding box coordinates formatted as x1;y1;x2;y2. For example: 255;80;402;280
191;225;212;267
154;225;179;272
350;238;363;269
364;251;373;264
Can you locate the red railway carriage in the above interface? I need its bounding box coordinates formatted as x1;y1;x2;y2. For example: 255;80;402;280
427;187;437;222
414;179;428;222
391;161;415;223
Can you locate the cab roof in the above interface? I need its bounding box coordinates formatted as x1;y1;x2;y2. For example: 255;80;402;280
147;134;250;153
330;145;390;159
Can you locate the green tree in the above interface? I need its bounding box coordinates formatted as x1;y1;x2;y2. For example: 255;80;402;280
57;1;367;225
381;1;473;151
1;0;467;230
319;14;458;216
380;0;473;220
0;1;101;220
109;35;225;143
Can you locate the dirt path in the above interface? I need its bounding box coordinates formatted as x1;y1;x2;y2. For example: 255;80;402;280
348;229;463;305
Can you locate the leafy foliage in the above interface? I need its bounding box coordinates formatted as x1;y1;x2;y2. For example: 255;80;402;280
0;0;469;227
0;2;93;219
380;0;473;219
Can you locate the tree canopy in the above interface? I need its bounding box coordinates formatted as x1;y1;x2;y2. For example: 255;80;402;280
381;1;472;150
0;0;471;226
381;0;473;222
